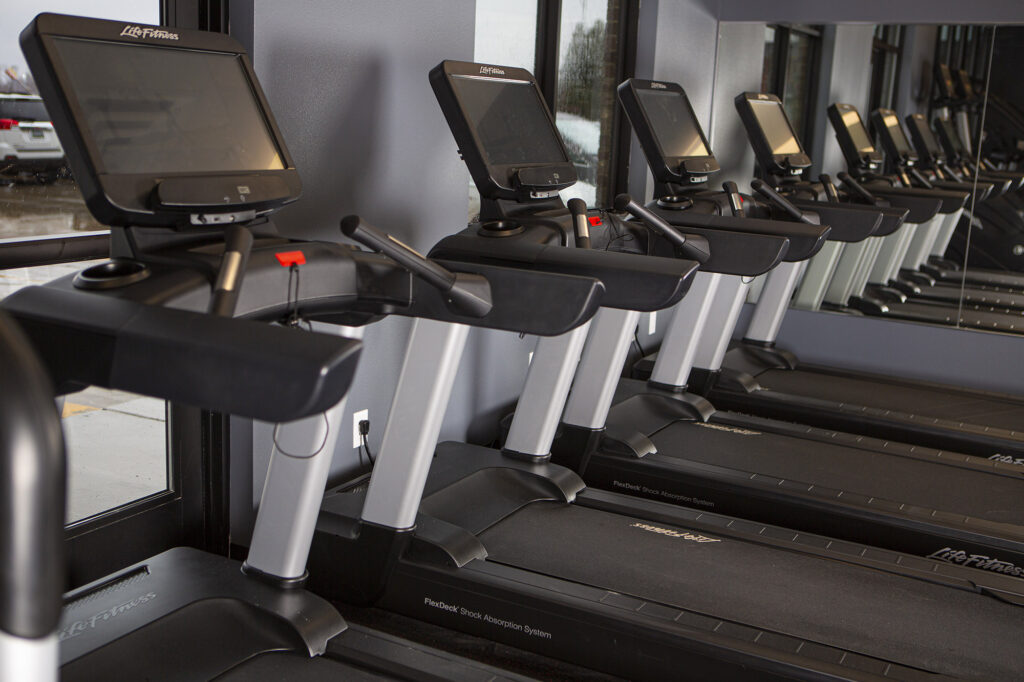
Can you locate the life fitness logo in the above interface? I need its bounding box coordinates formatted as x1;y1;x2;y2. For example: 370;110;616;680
479;66;505;76
120;25;180;40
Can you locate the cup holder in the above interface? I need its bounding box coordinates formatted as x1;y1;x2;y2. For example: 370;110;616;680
655;196;694;210
478;220;524;237
73;258;150;290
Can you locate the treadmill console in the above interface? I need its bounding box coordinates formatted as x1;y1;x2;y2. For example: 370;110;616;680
826;102;884;172
870;108;919;168
20;13;300;228
905;113;946;168
430;60;576;202
935;117;967;163
935;63;958;101
955;69;976;101
734;92;812;177
617;79;718;186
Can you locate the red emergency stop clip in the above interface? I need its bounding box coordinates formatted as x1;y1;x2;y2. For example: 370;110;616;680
275;250;306;267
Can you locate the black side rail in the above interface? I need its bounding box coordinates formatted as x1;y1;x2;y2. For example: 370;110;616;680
614;193;711;264
0;311;65;657
1;287;362;423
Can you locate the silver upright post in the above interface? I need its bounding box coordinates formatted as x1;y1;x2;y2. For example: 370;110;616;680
504;323;591;457
0;632;57;682
931;208;964;258
822;241;869;306
562;308;642;430
849;237;885;297
745;262;801;344
693;276;750;372
361;318;470;530
648;272;722;388
246;324;363;580
793;242;843;310
901;214;941;270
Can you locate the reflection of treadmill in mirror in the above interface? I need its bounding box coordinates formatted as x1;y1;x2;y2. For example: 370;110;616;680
9;14;562;681
310;60;1024;682
905;111;1024;288
871;108;1024;311
703;92;1024;462
548;78;1024;591
828;101;1024;331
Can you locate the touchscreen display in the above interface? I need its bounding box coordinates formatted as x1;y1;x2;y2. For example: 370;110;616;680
53;37;285;174
911;116;942;155
750;99;801;154
451;75;567;166
841;109;875;153
637;89;709;158
881;111;913;154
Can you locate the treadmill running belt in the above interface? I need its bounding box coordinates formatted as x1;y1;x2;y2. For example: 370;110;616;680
215;653;385;681
649;419;1024;524
479;502;1024;679
757;368;1024;432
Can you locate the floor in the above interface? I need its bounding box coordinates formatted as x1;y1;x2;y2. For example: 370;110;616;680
2;179;167;524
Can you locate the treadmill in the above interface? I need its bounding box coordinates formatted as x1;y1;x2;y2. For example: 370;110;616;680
868;107;1024;311
547;77;1024;580
309;59;1024;682
903;110;1024;292
4;15;573;681
694;94;1024;461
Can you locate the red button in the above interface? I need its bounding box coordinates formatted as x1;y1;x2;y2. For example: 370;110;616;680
588;216;603;226
275;250;306;267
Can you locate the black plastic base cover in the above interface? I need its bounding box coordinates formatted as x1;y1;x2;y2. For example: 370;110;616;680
59;547;345;681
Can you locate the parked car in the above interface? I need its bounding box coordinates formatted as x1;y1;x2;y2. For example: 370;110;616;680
0;93;66;183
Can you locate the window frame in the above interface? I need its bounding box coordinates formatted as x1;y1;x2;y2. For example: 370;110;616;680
869;25;903;113
761;23;823;151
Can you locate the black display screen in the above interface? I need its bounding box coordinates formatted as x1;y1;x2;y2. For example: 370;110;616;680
750;99;801;154
637;89;709;158
912;116;942;154
451;75;567;166
938;119;966;153
881;111;913;155
841;109;875;153
52;37;284;174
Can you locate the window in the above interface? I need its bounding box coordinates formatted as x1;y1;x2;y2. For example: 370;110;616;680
553;0;630;207
760;24;822;149
869;25;903;112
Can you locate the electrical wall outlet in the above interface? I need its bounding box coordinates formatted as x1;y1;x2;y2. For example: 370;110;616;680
352;408;369;448
528;351;534;365
648;311;657;335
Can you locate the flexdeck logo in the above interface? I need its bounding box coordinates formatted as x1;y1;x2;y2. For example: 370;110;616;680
630;522;720;543
927;548;1024;578
59;592;158;641
120;25;179;40
479;66;505;76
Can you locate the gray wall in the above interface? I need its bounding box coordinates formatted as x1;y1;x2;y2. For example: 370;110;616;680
817;24;876;176
235;0;542;538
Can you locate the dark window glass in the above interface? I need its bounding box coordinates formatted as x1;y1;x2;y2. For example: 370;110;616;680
761;26;778;93
0;98;49;121
53;39;284;174
760;25;820;146
869;25;902;112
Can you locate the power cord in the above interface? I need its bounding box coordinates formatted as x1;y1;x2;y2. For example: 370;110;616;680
358;418;374;465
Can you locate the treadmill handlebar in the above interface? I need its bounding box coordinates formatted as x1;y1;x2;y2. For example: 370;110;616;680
721;181;745;217
613;193;711;264
909;167;935;190
819;174;841;204
837;172;879;204
749;179;816;225
207;224;254;318
567;198;592;250
341;215;492;318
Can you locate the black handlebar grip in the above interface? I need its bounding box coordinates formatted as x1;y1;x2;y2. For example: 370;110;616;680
819;174;841;203
909;167;935;190
567;198;592;250
837;172;879;203
750;179;816;225
341;215;492;317
721;181;745;217
207;224;254;318
614;193;710;264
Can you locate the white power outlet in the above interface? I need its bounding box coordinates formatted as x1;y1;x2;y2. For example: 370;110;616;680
527;351;534;365
352;408;369;448
648;311;657;335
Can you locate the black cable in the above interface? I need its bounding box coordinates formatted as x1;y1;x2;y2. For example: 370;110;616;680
360;432;375;464
603;210;635;251
633;327;646;356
